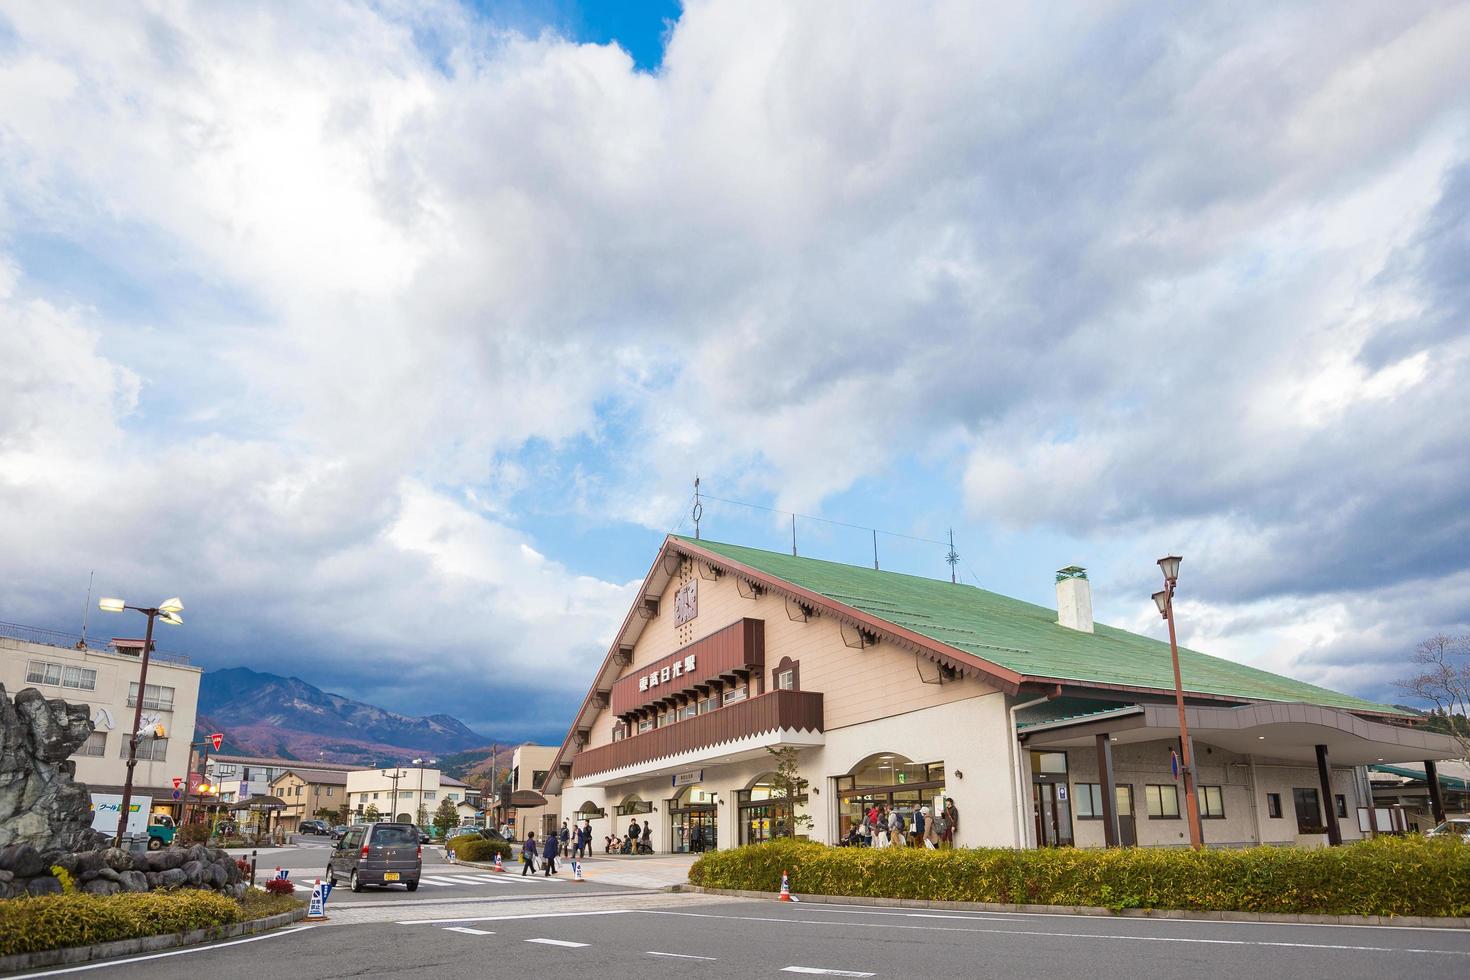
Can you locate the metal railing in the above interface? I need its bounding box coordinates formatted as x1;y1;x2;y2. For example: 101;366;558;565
0;620;191;665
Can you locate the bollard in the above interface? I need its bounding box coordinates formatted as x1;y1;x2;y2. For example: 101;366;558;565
250;850;257;888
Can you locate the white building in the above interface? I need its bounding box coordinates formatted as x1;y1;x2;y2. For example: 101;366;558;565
0;623;201;821
345;767;479;824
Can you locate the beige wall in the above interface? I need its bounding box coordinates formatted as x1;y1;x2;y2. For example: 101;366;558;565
1;636;201;814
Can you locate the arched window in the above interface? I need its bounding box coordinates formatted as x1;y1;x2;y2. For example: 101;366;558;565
773;657;800;691
737;771;807;845
834;754;948;845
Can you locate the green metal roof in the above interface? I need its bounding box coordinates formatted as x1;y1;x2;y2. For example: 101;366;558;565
676;536;1405;717
1371;763;1469;791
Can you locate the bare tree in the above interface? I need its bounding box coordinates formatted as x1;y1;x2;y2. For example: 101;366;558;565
1396;634;1470;764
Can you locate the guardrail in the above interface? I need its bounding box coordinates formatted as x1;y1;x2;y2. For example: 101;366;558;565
0;620;191;665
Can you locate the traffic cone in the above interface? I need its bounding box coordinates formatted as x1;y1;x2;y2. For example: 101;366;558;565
779;869;794;902
572;859;586;882
493;851;505;873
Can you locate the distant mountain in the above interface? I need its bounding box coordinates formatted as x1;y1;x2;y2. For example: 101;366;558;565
196;667;492;766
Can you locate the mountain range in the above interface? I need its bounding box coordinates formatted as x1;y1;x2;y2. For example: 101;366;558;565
195;666;499;768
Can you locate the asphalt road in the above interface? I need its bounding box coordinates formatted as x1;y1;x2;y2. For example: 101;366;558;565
27;895;1470;979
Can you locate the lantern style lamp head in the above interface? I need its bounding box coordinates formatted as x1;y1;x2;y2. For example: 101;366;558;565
159;597;184;614
159;612;183;626
1152;590;1169;618
98;597;126;613
1157;555;1182;584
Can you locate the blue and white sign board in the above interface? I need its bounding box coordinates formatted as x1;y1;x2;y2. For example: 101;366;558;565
307;883;325;918
276;868;290;880
672;769;703;788
321;880;333;903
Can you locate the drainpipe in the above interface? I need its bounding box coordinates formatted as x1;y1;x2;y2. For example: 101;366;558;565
1009;689;1058;848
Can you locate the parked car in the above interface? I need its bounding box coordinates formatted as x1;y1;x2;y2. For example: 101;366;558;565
416;827;431;844
327;822;422;892
299;820;330;836
1427;818;1470;838
444;826;478;842
330;824;349;840
478;827;510;843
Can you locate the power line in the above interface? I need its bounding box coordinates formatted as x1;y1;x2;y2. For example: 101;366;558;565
694;491;955;549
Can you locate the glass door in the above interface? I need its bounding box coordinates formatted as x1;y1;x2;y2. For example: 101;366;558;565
1032;782;1074;847
1116;785;1136;846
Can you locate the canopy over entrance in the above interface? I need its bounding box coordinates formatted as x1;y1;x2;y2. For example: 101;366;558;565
1020;702;1460;766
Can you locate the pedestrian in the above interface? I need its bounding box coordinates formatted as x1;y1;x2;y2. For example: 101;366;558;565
888;807;905;847
641;819;653;853
627;818;641;853
912;805;926;848
932;807;949;849
875;806;889;848
860;816;873;848
943;799;959;848
542;826;560;875
559;820;571;857
521;830;537;876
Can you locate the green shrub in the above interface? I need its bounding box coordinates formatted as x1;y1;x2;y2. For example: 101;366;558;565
446;836;512;862
0;891;244;957
688;836;1470;918
238;887;304;920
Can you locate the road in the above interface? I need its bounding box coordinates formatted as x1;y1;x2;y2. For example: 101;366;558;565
21;888;1470;978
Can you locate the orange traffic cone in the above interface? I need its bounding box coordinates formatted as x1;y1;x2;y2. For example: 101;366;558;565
493;851;505;873
779;869;794;902
572;859;587;882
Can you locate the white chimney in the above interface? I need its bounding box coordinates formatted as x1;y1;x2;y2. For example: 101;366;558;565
1056;566;1093;633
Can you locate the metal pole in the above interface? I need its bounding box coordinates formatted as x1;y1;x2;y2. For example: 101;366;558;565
873;530;879;570
115;609;158;847
1164;585;1203;849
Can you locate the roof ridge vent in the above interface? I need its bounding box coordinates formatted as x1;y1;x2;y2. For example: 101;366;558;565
1056;566;1093;634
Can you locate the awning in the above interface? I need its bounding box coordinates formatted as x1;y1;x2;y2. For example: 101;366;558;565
1019;702;1460;766
507;790;548;808
228;795;287;811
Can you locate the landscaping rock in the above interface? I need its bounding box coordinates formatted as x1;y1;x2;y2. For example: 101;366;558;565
120;870;149;892
101;847;133;872
26;875;63;896
81;878;121;895
94;866;123;883
159;867;186;887
182;860;204;886
0;843;47;878
145;871;163;888
0;686;108;854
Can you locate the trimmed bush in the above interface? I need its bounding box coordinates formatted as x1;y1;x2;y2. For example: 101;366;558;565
0;891;244;956
446;836;513;862
689;836;1470;918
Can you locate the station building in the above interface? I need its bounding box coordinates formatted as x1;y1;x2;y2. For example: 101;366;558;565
544;536;1460;851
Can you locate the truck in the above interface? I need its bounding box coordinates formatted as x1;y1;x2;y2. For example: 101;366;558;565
89;793;176;850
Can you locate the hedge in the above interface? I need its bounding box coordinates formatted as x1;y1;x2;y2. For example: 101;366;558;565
689;836;1470;917
446;836;513;862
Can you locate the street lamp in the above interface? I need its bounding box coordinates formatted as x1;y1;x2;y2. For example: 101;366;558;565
1152;559;1203;850
97;595;184;847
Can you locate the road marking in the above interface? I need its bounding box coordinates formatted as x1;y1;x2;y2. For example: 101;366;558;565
647;951;718;960
437;876;498;885
417;877;458;886
20;927;312;976
782;969;875;977
638;910;1470;957
336;888;653;909
443;927;495;935
400;909;635;925
526;938;589;948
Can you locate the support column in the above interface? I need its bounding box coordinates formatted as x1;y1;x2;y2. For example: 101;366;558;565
1315;744;1342;846
1425;759;1447;825
1095;734;1120;848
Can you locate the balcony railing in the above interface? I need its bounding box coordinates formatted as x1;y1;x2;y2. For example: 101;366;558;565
572;689;824;780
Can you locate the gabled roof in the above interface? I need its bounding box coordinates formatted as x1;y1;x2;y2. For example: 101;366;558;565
271;769;349;786
678;536;1404;718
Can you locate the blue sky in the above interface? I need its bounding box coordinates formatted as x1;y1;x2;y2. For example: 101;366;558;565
0;1;1467;745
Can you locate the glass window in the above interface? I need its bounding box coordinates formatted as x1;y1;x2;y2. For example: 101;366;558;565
76;731;106;757
1266;792;1282;818
447;793;458;802
612;725;624;742
533;770;548;788
1197;785;1225;818
1335;794;1347;818
61;666;96;690
26;661;64;685
1292;788;1322;833
370;825;418;846
1146;784;1180;818
128;682;175;710
1033;752;1068;776
120;738;168;761
1075;783;1104;819
700;695;719;714
680;702;698;720
776;669;795;690
638;717;653;733
722;686;748;705
398;790;412;799
326;787;333;797
424;791;436;801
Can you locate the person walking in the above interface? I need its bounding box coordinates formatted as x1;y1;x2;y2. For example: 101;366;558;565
943;799;959;848
627;818;641;854
860;815;873;848
641;819;653;853
932;806;949;849
913;805;926;848
875;806;889;848
542;826;560;876
521;830;537;876
888;806;905;847
559;820;571;858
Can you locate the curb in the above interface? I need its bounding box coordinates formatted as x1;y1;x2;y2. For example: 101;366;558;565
674;886;1470;929
0;907;308;975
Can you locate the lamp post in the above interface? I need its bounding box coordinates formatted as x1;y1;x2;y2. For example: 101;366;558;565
97;595;184;847
383;768;407;821
1152;559;1203;850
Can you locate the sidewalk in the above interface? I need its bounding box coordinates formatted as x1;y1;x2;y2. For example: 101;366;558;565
575;852;698;889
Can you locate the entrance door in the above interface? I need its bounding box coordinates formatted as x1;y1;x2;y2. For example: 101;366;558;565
1032;783;1074;846
1116;785;1137;847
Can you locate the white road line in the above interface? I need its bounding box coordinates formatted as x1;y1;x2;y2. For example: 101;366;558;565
443;927;495;935
400;909;635;925
526;938;589;948
437;876;497;884
647;951;718;960
782;969;875;977
20;927;312;976
637;910;1470;957
417;877;458;886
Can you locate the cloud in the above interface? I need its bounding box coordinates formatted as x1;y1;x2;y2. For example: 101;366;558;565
0;0;1466;729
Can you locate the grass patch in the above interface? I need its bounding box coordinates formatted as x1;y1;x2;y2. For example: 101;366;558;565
689;835;1470;918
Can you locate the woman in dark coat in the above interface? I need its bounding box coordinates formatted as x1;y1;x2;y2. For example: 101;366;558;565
541;826;560;876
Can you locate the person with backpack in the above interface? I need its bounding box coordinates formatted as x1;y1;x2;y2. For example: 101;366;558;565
521;830;537;876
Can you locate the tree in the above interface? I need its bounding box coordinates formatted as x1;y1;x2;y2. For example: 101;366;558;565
1396;634;1470;765
363;803;381;823
416;802;430;829
765;746;813;835
434;797;460;835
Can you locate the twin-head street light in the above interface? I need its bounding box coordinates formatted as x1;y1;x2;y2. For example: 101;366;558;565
1151;558;1204;851
97;596;184;847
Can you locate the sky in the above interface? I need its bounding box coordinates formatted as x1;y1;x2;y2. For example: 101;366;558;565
1;1;1467;745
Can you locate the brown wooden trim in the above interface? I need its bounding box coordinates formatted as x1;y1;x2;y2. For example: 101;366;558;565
610;618;765;716
773;656;800;692
571;689;824;779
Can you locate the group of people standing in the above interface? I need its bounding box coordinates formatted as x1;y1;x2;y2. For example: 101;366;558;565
520;819;595;876
844;798;959;848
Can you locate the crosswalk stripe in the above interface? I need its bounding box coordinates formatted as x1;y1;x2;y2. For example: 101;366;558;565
443;927;495;936
417;877;460;886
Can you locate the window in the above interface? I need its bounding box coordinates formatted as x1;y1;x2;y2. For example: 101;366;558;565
776;669;795;690
63;665;96;690
533;770;548;789
1335;794;1347;819
77;731;106;757
680;702;697;721
447;793;458;802
25;660;96;690
612;724;625;742
326;787;333;797
120;738;168;761
127;682;175;710
1266;793;1282;818
1145;784;1180;818
1292;788;1322;833
722;685;748;706
26;661;61;685
372;792;380;800
216;765;237;777
424;791;436;801
398;790;411;799
699;695;719;714
1075;783;1104;819
638;717;653;734
1197;785;1225;819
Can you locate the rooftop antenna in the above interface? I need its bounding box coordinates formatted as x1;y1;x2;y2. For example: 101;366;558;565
692;475;702;540
946;529;960;584
79;569;94;648
873;529;879;570
791;513;797;556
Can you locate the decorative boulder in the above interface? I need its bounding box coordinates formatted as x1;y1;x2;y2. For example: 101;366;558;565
26;876;63;896
0;685;108;855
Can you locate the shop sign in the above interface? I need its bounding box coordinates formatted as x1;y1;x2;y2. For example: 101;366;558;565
639;654;697;692
674;579;698;625
1057;785;1068;802
672;769;704;788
